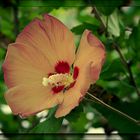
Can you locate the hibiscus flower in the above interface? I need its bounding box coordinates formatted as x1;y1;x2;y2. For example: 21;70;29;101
3;14;105;118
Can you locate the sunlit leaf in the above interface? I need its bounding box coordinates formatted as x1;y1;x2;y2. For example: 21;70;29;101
71;23;98;35
101;10;121;37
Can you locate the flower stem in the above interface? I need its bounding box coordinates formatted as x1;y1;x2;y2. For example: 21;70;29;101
86;92;140;125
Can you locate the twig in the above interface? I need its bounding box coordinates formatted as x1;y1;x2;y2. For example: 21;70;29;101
86;92;140;125
113;43;140;97
92;7;106;30
92;6;140;97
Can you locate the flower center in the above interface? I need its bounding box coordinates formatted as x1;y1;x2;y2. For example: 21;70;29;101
42;61;79;94
42;73;74;88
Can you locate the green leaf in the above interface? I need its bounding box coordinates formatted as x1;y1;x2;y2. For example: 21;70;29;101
31;107;63;133
19;0;85;7
65;104;88;132
65;103;83;122
69;112;88;132
77;13;100;25
0;112;20;133
0;48;6;60
97;78;136;99
71;23;98;35
101;58;125;80
0;82;7;104
128;23;140;53
0;8;15;40
0;61;4;82
91;100;140;133
91;0;124;15
133;0;140;5
101;10;121;37
19;0;63;7
128;22;140;61
129;22;140;49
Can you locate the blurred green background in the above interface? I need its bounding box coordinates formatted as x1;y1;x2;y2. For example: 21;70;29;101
0;0;140;139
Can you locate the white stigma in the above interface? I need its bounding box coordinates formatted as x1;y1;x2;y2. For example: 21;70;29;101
42;73;74;87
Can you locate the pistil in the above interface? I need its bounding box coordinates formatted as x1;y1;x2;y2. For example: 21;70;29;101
42;73;74;88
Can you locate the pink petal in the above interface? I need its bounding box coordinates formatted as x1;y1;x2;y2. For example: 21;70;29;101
16;14;75;67
4;83;64;117
3;43;53;88
55;87;82;118
74;30;106;95
55;30;106;118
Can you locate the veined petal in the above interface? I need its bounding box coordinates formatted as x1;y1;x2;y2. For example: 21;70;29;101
55;30;105;118
3;43;53;88
4;83;64;117
74;30;106;95
43;14;75;65
16;14;75;67
55;87;82;118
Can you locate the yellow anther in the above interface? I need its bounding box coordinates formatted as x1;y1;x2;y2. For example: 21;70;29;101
42;73;74;87
64;74;74;87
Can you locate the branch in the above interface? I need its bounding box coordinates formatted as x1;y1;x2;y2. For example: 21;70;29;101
112;43;140;97
92;7;140;97
86;92;140;125
92;7;106;30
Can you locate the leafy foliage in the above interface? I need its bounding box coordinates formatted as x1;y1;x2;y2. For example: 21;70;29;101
31;107;63;133
71;23;98;35
90;100;140;133
0;0;140;139
91;0;124;15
